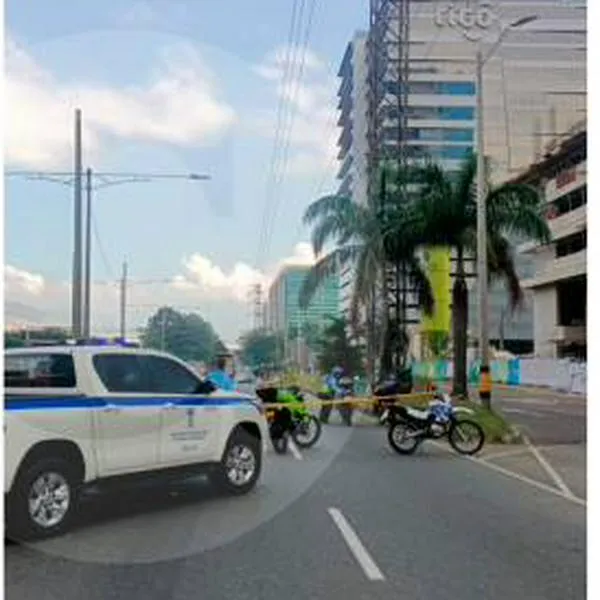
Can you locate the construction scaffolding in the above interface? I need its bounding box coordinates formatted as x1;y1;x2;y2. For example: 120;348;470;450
367;0;419;375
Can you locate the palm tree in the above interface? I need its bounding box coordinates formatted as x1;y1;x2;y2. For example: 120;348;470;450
315;316;364;375
404;153;551;399
299;165;434;381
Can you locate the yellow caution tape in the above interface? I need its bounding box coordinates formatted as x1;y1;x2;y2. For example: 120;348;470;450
259;391;437;411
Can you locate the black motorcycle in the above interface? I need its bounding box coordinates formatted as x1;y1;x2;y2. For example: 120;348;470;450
255;386;321;453
286;386;322;449
372;370;413;422
255;387;294;454
382;393;485;456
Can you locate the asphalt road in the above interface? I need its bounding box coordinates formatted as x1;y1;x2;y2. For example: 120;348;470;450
491;387;586;445
6;422;586;600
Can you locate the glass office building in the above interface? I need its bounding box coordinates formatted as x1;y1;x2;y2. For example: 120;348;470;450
267;265;340;335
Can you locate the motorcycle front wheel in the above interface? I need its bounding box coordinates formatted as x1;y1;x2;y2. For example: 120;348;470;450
292;415;322;449
447;419;485;456
387;422;420;455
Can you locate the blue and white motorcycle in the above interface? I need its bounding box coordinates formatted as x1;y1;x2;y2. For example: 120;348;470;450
383;392;485;456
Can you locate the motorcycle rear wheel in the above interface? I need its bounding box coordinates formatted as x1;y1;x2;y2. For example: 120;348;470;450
292;415;322;449
387;422;420;455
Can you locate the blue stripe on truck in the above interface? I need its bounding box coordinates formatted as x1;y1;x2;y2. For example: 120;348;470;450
4;395;257;411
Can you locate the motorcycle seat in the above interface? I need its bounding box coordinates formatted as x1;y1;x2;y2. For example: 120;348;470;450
405;406;431;421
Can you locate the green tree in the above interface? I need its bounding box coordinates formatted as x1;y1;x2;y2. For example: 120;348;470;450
301;320;324;354
426;330;450;359
4;327;69;348
315;316;364;375
239;329;281;369
299;164;434;380
390;153;550;401
4;334;26;349
141;306;225;362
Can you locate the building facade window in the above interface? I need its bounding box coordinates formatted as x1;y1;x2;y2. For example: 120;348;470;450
548;185;586;217
555;229;586;258
404;106;475;121
408;145;473;161
384;81;475;96
557;276;586;328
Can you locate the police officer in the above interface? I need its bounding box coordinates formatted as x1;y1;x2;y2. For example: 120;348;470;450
319;366;344;424
207;356;237;391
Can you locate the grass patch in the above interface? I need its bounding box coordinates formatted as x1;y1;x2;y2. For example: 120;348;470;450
457;401;521;444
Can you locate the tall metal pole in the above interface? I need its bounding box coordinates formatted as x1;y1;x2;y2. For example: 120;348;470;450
120;261;128;340
160;311;167;351
476;48;491;408
72;109;83;338
83;167;92;339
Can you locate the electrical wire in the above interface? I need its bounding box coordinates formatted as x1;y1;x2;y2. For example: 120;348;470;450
256;0;303;266
257;0;321;268
91;213;116;280
262;0;319;258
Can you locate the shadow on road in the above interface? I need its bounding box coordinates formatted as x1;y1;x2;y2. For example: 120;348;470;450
5;476;223;546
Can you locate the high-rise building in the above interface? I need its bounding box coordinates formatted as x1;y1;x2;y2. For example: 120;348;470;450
336;32;369;316
267;265;340;335
337;31;370;207
335;0;585;355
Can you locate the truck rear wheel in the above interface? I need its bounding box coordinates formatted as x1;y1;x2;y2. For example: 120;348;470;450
7;457;81;541
211;429;262;496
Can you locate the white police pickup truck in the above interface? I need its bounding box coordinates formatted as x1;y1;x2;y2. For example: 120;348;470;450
4;343;268;540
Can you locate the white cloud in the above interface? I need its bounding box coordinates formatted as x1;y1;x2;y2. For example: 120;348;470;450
3;243;318;336
280;241;316;266
5;37;236;169
173;256;266;302
252;46;325;81
4;265;46;296
251;47;339;179
173;241;317;301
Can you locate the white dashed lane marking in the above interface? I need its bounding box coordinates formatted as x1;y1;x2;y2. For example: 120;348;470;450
328;507;385;582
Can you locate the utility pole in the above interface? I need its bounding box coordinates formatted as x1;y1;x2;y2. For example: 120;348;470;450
475;46;491;408
120;261;128;340
72;109;83;338
83;167;93;339
160;311;167;351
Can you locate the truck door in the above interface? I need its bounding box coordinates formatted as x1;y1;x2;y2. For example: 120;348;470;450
91;353;162;476
136;355;219;466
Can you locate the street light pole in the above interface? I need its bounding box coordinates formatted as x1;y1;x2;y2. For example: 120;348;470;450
72;109;83;338
473;15;539;409
83;167;93;339
120;261;128;340
8;168;209;341
475;46;492;408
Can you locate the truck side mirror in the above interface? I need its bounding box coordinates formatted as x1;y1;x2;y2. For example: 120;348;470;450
195;379;217;394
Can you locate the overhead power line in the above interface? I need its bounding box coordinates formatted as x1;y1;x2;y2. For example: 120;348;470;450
256;0;319;267
256;0;303;266
262;0;319;257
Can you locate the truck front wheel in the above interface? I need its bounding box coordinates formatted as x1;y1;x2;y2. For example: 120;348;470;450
211;429;262;496
7;457;81;541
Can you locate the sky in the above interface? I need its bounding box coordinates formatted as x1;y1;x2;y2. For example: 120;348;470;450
2;0;587;345
3;0;368;343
